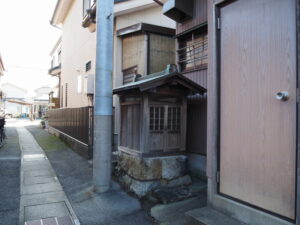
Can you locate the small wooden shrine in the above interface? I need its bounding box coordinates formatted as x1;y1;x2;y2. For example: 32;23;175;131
113;65;206;157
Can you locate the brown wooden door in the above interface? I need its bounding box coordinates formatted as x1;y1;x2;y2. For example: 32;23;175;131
219;0;297;219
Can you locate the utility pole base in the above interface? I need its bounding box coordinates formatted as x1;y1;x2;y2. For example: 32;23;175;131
93;115;112;193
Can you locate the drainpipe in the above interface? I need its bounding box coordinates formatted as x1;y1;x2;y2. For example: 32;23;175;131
93;0;114;193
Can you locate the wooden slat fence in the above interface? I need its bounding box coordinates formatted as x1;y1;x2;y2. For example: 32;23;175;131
48;106;94;146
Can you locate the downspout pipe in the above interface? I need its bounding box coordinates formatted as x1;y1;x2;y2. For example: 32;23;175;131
93;0;114;193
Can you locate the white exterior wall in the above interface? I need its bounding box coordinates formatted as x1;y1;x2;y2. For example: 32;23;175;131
60;0;96;108
50;38;62;68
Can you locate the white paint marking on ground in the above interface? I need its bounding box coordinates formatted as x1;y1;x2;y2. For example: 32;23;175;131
54;217;59;225
23;154;45;159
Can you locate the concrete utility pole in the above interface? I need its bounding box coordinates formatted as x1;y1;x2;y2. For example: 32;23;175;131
93;0;114;193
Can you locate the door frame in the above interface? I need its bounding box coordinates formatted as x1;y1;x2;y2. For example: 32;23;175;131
207;0;300;224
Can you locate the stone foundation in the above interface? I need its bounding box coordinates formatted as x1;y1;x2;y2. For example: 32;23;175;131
116;151;192;197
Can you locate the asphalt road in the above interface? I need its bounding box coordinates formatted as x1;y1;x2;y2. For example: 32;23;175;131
0;126;21;225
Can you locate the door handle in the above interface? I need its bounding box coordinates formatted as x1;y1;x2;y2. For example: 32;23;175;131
276;91;289;102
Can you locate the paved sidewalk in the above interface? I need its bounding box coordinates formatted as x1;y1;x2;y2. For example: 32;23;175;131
18;127;80;225
27;125;156;225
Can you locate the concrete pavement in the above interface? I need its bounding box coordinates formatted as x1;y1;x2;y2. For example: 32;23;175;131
17;125;80;225
27;123;156;225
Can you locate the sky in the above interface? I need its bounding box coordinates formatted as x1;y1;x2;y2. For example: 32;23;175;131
0;0;61;98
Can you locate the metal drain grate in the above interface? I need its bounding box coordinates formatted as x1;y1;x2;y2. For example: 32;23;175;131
25;216;75;225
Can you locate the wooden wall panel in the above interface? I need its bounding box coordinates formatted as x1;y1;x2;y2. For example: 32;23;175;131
183;69;207;155
122;34;146;75
120;104;141;151
176;0;208;35
149;33;175;74
186;94;207;155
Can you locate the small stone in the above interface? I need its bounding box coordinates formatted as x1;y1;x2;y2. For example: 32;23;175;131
118;152;162;180
162;156;187;180
121;174;159;197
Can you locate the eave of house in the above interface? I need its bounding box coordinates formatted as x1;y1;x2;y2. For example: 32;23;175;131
116;23;175;37
114;0;158;16
7;99;32;106
152;0;167;6
51;0;74;26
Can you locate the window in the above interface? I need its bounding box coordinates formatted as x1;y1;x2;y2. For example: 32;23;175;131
83;0;95;17
122;66;137;84
51;57;55;68
85;61;91;72
65;83;68;107
167;107;181;132
178;28;208;72
150;106;165;132
149;106;181;132
77;75;82;93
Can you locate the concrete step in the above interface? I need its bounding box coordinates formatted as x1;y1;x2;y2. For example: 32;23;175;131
185;207;248;225
150;196;206;225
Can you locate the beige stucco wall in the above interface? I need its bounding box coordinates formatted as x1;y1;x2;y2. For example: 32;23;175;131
60;0;96;108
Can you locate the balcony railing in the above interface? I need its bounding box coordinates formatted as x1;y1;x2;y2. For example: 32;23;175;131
177;30;208;72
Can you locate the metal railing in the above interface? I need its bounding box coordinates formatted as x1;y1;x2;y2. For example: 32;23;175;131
177;33;208;72
47;106;94;146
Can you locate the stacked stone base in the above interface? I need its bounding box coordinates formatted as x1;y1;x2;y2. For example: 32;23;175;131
115;151;192;198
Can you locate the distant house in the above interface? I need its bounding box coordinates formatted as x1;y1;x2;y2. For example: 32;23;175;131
1;83;28;99
1;83;30;117
32;86;51;119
